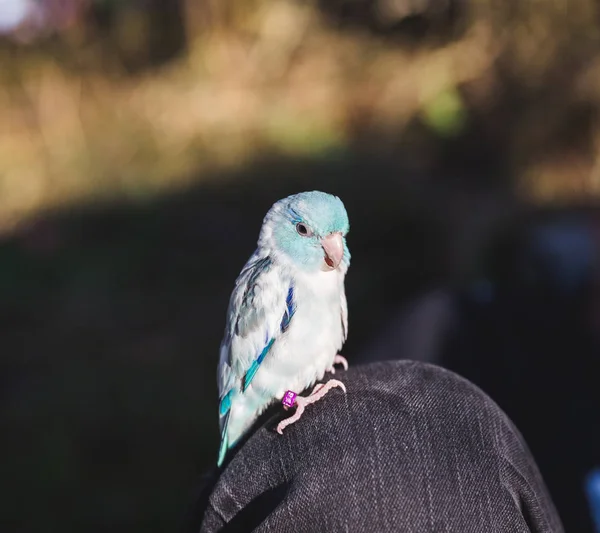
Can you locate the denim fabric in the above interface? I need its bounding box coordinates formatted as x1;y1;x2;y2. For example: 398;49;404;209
193;361;563;532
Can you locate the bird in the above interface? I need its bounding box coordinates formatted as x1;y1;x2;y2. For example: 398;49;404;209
216;191;351;467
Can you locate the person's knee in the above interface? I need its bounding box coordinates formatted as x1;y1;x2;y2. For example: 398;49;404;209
233;360;510;473
198;361;562;533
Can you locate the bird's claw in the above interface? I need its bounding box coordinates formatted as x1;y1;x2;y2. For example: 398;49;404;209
327;354;349;374
276;379;346;435
334;354;349;370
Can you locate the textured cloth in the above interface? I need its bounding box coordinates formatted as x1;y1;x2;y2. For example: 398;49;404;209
192;361;563;532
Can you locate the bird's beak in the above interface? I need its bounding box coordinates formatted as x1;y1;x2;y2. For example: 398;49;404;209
320;232;344;271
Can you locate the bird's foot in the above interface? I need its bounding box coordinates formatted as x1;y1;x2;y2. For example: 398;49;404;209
327;354;349;375
276;379;347;435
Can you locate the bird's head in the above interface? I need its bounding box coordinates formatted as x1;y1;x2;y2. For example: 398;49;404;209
259;191;350;273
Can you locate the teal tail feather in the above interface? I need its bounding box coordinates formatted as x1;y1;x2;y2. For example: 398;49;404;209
217;416;229;467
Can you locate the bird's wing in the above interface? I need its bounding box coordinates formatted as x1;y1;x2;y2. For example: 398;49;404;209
217;254;293;421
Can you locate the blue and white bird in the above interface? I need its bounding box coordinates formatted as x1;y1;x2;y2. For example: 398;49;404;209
217;191;351;467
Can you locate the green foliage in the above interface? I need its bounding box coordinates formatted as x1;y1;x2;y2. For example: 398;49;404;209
421;87;467;138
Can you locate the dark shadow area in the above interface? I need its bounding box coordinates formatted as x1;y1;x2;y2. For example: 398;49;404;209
443;205;600;533
361;203;600;532
218;484;289;533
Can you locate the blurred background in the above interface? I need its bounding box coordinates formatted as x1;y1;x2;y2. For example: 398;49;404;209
1;0;599;531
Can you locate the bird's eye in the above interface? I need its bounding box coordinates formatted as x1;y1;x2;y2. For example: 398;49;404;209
296;223;313;237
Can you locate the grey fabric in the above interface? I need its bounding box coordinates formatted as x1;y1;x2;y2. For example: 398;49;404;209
195;361;563;532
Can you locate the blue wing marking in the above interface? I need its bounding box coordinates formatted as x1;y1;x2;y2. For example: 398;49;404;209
243;338;275;391
280;286;296;332
242;286;296;391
